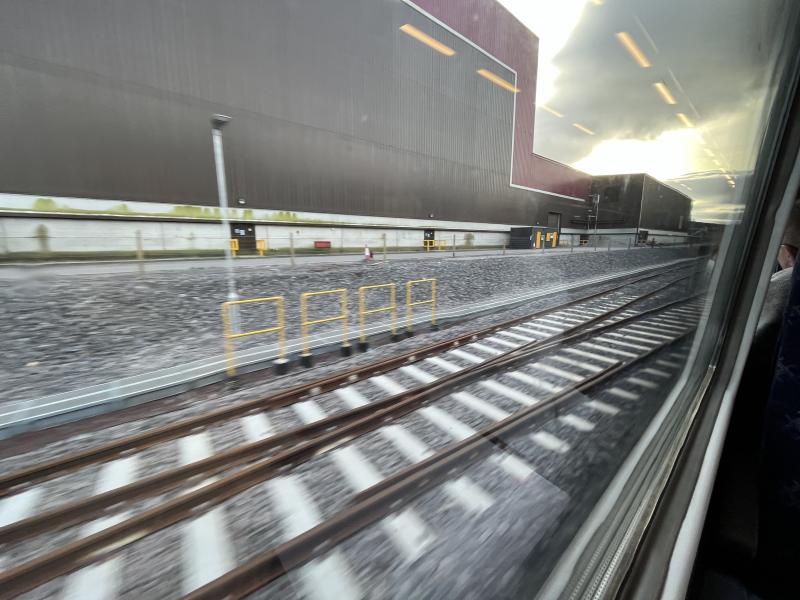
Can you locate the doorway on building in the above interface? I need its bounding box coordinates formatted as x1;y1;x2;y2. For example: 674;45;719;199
547;212;561;230
423;229;435;241
230;222;256;250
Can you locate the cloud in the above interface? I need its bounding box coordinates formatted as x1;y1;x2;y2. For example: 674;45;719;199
497;0;589;104
498;0;790;222
572;127;703;180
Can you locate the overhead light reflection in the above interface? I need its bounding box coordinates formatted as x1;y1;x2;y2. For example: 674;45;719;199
477;68;519;93
573;123;595;135
615;32;651;68
653;82;677;105
399;24;455;56
676;113;694;128
539;104;564;118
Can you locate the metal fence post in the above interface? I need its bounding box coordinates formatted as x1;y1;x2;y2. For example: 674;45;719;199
340;288;351;355
358;283;398;350
221;296;287;377
299;289;351;366
405;278;437;335
289;232;296;267
382;232;387;262
452;234;456;258
135;230;144;274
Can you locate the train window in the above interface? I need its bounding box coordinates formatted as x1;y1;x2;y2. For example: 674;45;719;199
0;1;799;600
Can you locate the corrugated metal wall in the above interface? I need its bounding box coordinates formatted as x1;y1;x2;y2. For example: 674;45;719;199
591;174;690;232
590;174;644;230
639;175;691;232
0;0;584;225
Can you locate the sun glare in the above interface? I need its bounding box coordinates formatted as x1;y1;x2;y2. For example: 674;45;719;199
571;128;705;180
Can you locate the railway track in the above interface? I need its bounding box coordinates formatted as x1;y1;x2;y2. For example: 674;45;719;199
0;263;694;495
0;265;705;599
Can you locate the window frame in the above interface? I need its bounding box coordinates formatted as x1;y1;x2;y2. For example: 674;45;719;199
534;8;800;598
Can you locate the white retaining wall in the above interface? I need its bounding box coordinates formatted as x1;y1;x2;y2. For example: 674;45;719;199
0;217;508;254
0;216;687;255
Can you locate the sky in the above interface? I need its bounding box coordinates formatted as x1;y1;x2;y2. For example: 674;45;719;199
497;0;790;223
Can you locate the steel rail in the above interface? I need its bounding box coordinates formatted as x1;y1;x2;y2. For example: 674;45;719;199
0;263;696;496
0;273;693;546
184;330;694;600
0;288;700;597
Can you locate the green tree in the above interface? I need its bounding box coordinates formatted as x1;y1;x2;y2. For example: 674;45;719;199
33;198;58;212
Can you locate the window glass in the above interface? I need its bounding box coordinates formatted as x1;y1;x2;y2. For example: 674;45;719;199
0;1;796;599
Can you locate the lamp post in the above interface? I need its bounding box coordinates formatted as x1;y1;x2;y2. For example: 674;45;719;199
211;114;242;338
211;114;238;306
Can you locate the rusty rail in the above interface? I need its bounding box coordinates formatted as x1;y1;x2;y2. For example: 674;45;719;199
186;329;693;599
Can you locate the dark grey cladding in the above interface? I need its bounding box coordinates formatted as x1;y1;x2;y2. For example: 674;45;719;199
0;0;586;225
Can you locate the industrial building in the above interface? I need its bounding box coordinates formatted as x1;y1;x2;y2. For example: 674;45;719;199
589;173;693;244
0;0;690;257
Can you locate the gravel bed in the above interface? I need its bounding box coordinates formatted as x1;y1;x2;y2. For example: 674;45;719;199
135;441;181;481
458;381;530;415
315;455;567;600
432;395;497;432
306;391;346;416
312;521;401;600
5;526;80;576
293;457;353;520
118;525;184;599
1;248;695;402
247;576;304;600
208;417;248;454
345;431;413;479
18;579;63;600
1;257;698;475
342;344;690;599
382;410;455;454
1;464;103;571
224;482;283;566
3;336;691;598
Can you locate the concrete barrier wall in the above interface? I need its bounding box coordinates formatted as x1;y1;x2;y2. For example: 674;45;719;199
0;217;509;256
255;225;506;250
0;218;223;253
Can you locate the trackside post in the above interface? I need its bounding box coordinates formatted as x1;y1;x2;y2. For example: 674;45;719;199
405;278;437;336
221;296;287;377
299;288;351;367
358;283;398;351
